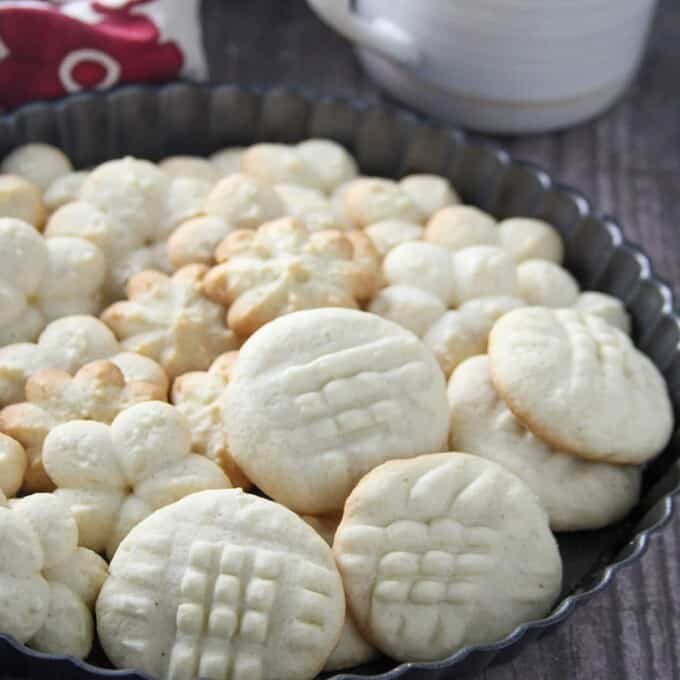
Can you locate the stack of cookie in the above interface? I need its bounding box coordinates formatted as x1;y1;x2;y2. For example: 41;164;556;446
0;140;673;680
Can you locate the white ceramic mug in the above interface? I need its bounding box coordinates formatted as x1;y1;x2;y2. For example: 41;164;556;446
307;0;658;134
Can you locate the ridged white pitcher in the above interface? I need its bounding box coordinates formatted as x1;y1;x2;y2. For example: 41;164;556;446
307;0;658;134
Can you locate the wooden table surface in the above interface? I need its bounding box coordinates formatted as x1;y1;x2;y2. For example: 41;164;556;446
201;2;680;679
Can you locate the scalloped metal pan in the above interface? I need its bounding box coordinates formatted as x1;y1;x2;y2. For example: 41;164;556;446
0;83;679;680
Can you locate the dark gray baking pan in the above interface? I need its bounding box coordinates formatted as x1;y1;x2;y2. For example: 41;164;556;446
0;83;679;680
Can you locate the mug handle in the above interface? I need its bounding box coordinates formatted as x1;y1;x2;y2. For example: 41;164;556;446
307;0;421;67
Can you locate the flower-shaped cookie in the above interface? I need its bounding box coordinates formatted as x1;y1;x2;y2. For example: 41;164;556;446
0;218;106;345
204;217;379;336
171;351;250;489
0;175;46;228
101;266;239;378
0;359;167;493
0;492;108;659
42;401;231;558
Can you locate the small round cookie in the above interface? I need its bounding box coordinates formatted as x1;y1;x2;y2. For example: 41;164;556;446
343;178;425;228
448;356;642;531
368;285;446;338
574;291;631;334
159;156;221;184
160;177;213;238
364;219;424;257
0;175;46;228
498;217;564;264
383;242;457;305
489;307;674;463
424;296;526;377
399;174;460;219
0;433;26;498
517;259;580;307
452;246;519;305
225;309;449;514
242;143;323;190
1;143;73;191
43;171;89;214
425;205;498;252
204;173;285;229
168;215;235;269
109;352;170;398
297;139;358;193
209;147;244;176
97;488;345;680
302;514;379;672
274;183;340;232
334;452;562;662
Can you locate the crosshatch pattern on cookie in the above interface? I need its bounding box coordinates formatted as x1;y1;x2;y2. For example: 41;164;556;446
109;532;339;680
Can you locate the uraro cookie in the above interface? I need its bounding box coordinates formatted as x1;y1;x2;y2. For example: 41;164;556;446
333;452;562;662
0;492;108;659
224;308;449;514
0;432;26;498
489;307;674;463
0;175;46;228
96;488;345;680
1;143;73;192
448;356;642;531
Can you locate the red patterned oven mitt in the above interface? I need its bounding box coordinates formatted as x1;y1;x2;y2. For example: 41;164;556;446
0;0;207;110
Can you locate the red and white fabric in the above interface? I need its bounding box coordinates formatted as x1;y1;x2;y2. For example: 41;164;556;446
0;0;207;110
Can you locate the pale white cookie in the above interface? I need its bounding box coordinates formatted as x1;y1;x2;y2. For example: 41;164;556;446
424;296;527;377
0;175;46;228
274;183;340;232
0;359;167;493
517;259;580;307
297;139;358;193
43;401;231;558
425;205;498;252
43;171;89;214
302;514;379;672
399;174;460;220
0;432;26;498
225;309;449;513
242;143;324;190
448;356;642;530
0;219;106;345
96;488;345;680
368;285;446;338
452;246;519;305
342;178;425;228
334;452;562;661
0;315;120;409
364;219;424;257
209;147;244;176
109;352;170;398
489;308;674;463
383;241;457;305
574;292;631;334
171;352;250;489
160;177;213;238
101;266;238;379
204;173;285;229
0;493;107;658
159;156;221;184
1;144;73;192
498;217;563;264
204;218;378;337
168;215;236;269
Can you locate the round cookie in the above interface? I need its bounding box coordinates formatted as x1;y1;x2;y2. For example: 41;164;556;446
489;307;674;463
516;259;580;307
43;171;89;213
224;309;449;514
333;452;562;662
210;147;244;176
1;143;73;192
574;291;631;334
0;433;27;498
448;356;642;531
342;178;425;227
159;156;221;184
383;241;457;305
368;285;447;337
399;175;460;219
425;205;498;252
296;139;358;194
498;217;563;264
452;246;519;305
0;175;46;228
242;143;323;190
96;488;345;680
364;219;424;257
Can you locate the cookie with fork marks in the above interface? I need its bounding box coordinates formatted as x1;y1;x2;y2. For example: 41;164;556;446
334;452;562;662
96;488;345;680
